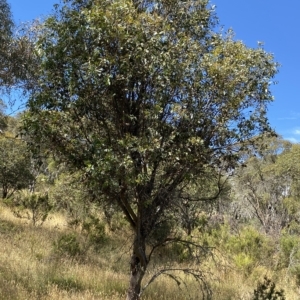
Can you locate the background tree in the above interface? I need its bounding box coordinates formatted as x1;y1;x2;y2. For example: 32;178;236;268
275;144;300;229
231;135;300;236
276;144;300;198
22;0;278;299
0;0;39;103
0;0;13;89
0;99;8;131
0;131;34;199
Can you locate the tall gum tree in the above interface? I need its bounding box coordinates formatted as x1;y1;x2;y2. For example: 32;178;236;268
0;0;13;79
0;0;39;99
232;135;292;235
22;0;278;299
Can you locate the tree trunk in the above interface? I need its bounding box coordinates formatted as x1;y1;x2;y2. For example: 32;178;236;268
126;236;147;300
2;184;8;199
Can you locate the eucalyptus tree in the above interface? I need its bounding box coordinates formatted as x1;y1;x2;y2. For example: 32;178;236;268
0;0;38;97
0;132;34;199
22;0;278;298
275;143;300;224
232;135;294;235
0;0;15;90
0;0;13;83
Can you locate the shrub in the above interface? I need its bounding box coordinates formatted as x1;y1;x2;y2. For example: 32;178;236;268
81;214;107;252
148;219;174;246
279;233;300;269
53;233;83;259
226;226;275;273
252;276;285;300
11;191;53;226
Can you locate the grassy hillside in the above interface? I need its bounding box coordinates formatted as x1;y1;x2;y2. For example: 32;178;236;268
0;203;298;299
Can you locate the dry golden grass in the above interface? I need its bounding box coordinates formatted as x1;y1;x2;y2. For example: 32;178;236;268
1;203;300;299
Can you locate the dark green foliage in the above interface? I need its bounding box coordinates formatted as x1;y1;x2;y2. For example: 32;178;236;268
0;99;8;131
12;191;53;226
0;0;13;85
53;233;83;259
23;0;278;235
147;218;174;246
0;134;34;199
253;276;285;300
21;0;279;297
81;214;107;252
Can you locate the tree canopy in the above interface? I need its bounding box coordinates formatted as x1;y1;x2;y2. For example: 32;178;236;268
22;0;279;299
0;0;13;89
0;0;38;96
0;0;13;61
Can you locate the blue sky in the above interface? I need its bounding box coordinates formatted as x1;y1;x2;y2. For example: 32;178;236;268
212;1;300;143
6;0;300;142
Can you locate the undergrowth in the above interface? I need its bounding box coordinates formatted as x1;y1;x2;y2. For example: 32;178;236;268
0;204;299;299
